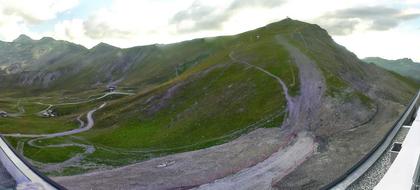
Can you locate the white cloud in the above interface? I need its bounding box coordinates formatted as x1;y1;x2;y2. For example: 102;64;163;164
0;0;79;40
0;0;418;61
334;27;420;61
51;0;286;47
312;6;420;35
52;19;97;47
0;0;79;23
170;0;285;33
64;0;193;47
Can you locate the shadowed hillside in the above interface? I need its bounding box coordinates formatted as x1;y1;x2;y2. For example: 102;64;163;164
364;57;420;82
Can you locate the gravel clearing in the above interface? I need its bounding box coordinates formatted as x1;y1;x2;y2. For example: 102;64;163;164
54;127;291;190
195;132;316;190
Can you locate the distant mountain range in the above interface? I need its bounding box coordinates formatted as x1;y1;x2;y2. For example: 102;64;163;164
0;34;159;90
363;57;420;82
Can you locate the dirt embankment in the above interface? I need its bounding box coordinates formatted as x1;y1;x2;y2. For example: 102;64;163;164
54;128;288;190
274;99;404;189
273;34;414;189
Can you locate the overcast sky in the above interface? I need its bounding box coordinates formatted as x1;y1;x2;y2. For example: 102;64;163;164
0;0;419;61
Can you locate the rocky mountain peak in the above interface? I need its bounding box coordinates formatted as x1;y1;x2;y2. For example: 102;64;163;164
13;34;33;43
91;42;119;52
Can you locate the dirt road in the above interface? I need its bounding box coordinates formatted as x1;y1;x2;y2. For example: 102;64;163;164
3;103;106;138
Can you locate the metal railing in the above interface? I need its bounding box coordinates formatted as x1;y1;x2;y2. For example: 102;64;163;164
411;108;420;190
0;136;66;190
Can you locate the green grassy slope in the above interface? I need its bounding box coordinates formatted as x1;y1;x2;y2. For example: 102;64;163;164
0;20;300;173
72;22;305;152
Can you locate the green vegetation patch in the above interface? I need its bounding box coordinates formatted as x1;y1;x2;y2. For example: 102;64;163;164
24;145;84;163
0;116;78;134
79;62;286;150
233;34;300;96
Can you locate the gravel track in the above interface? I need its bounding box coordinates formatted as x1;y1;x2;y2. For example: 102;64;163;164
275;35;325;132
195;132;316;190
194;35;326;190
3;103;106;138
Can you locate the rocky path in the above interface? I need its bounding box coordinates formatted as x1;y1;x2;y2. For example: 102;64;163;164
194;36;325;190
195;132;316;190
275;35;325;131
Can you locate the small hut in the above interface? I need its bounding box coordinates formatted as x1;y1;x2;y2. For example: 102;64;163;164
107;86;116;92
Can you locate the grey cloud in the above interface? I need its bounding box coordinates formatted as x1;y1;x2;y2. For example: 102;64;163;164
171;0;285;33
321;20;360;35
2;7;42;24
370;19;398;31
316;6;420;35
83;18;133;39
171;2;227;33
229;0;284;10
335;6;399;19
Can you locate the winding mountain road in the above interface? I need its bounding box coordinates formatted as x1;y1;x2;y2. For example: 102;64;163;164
36;91;133;107
6;101;25;117
3;103;106;173
3;103;106;138
0;91;135;173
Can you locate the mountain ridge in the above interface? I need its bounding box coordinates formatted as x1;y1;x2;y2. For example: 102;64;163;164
363;57;420;82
